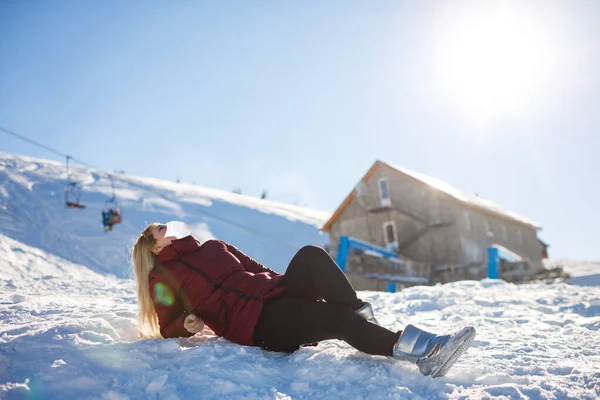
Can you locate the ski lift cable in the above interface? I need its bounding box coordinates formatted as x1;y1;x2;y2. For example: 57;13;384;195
122;177;303;249
0;125;306;249
0;126;66;159
0;126;115;185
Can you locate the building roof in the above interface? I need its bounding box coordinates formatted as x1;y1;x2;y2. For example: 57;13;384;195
321;160;542;232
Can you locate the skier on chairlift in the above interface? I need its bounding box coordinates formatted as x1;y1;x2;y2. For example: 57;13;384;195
102;207;122;232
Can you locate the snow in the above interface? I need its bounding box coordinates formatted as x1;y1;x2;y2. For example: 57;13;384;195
0;152;330;277
2;234;599;399
544;259;600;287
385;161;542;229
1;152;599;399
490;244;523;262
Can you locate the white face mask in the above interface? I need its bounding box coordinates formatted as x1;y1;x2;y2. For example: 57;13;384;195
165;221;192;240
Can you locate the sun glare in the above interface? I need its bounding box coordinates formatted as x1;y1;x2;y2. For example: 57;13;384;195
431;5;556;123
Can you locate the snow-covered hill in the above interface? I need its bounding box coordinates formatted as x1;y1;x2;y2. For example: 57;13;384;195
544;259;600;287
2;233;599;399
1;151;600;399
0;152;329;278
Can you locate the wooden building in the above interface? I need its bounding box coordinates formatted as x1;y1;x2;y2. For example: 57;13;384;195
322;161;544;289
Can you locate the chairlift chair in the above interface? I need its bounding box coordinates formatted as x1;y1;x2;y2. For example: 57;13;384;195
64;156;86;209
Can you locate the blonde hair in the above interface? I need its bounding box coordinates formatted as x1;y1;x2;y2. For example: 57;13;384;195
132;223;163;339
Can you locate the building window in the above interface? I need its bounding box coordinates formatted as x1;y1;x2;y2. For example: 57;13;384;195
463;212;471;232
378;177;391;207
383;221;398;250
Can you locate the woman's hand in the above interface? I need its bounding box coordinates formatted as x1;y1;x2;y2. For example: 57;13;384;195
184;313;204;334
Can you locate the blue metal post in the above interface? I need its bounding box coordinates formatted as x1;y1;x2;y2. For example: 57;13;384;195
386;282;396;293
336;236;350;273
488;247;499;279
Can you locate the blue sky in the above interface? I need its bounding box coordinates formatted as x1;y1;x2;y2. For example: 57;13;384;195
1;0;599;261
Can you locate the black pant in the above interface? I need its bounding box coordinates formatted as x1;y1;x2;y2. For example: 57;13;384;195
253;246;400;356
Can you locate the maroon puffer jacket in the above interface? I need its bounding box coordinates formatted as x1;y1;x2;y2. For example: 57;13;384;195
148;236;287;345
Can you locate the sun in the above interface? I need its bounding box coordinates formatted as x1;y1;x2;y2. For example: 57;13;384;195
430;5;556;123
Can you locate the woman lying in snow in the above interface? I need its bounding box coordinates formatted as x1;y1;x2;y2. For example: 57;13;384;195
132;221;476;378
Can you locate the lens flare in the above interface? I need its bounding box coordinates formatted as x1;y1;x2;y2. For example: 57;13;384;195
154;283;174;306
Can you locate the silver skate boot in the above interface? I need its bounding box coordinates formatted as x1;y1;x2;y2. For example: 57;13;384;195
355;302;380;325
393;324;476;378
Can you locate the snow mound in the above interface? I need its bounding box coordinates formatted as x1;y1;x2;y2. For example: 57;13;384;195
2;237;599;399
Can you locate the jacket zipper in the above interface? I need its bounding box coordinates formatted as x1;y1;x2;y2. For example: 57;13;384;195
174;258;262;328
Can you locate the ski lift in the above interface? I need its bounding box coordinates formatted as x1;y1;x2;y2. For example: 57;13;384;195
101;174;122;232
64;156;86;209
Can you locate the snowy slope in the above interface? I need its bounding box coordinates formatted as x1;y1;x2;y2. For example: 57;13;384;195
544;259;600;287
2;234;599;399
0;152;329;278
